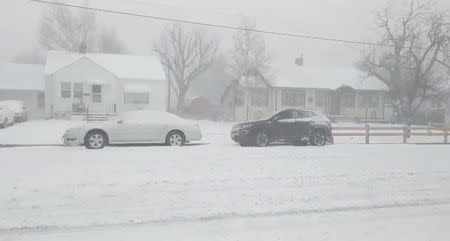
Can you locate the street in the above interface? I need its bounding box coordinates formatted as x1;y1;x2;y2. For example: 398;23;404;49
1;121;450;240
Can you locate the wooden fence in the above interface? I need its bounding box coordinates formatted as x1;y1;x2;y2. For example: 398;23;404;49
332;126;449;144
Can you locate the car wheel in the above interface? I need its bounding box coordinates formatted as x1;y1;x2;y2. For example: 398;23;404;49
310;129;328;146
84;131;107;149
254;131;269;147
166;131;185;146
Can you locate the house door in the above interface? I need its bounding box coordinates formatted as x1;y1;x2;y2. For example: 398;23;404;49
331;94;341;115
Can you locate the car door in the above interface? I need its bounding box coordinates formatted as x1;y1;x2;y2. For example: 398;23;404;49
293;110;315;138
140;119;168;143
108;119;146;143
270;110;295;141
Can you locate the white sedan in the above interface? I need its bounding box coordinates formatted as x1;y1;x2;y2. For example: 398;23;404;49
62;110;203;149
0;105;15;128
0;100;27;122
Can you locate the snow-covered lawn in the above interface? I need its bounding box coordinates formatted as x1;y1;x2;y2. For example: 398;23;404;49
1;120;450;240
0;120;83;145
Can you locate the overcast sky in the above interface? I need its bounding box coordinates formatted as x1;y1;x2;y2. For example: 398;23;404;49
1;0;449;68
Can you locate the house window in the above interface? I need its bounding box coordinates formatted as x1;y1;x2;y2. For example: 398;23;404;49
431;97;443;108
60;82;71;98
38;92;45;108
124;93;149;104
315;91;329;107
384;95;393;106
92;85;102;103
358;93;378;108
250;88;269;107
282;90;305;107
73;83;83;99
342;94;356;107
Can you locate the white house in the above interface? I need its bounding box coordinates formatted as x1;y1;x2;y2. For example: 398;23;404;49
44;51;168;116
0;63;45;119
223;59;389;122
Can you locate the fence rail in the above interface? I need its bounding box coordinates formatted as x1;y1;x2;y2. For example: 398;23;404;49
332;126;449;144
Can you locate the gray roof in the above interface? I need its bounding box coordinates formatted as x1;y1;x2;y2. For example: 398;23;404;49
0;63;45;91
45;51;166;80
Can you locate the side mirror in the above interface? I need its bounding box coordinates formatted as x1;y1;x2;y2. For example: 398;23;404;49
117;119;124;124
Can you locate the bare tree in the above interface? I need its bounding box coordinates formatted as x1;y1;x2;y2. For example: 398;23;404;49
97;26;127;54
154;24;218;112
360;0;450;123
225;18;270;120
39;6;96;52
230;18;270;79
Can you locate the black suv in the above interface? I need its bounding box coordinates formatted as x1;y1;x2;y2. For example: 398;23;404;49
231;109;332;147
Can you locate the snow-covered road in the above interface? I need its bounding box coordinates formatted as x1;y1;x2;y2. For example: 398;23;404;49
1;120;450;240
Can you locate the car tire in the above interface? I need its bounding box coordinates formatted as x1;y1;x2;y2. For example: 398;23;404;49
310;129;328;146
84;130;107;149
254;131;269;147
166;131;185;146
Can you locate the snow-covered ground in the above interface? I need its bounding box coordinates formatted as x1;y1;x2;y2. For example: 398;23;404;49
1;120;450;240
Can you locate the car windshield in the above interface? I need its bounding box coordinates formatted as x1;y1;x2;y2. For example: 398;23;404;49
261;111;282;121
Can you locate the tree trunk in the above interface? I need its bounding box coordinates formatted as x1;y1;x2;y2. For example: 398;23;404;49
176;90;187;113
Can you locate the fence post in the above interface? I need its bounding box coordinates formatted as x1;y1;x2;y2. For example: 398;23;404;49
403;127;408;144
444;129;448;144
365;125;370;144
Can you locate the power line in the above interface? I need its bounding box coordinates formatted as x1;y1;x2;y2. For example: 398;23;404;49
30;0;394;48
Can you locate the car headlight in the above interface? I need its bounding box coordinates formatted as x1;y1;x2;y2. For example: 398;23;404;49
240;123;253;129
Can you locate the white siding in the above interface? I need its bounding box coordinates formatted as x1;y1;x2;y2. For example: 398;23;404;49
45;58;168;115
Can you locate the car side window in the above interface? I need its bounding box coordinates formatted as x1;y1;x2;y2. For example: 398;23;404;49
273;111;292;121
294;110;315;119
292;111;301;119
293;110;305;118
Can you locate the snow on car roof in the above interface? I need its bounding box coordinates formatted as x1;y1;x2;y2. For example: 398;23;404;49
121;110;184;123
269;65;388;91
0;63;44;91
45;50;166;80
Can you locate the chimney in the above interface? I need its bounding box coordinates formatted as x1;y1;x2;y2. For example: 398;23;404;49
295;54;304;67
79;42;87;54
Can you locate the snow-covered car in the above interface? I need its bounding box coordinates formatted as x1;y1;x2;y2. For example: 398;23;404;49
0;100;27;122
0;105;15;128
63;110;203;149
231;109;332;147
